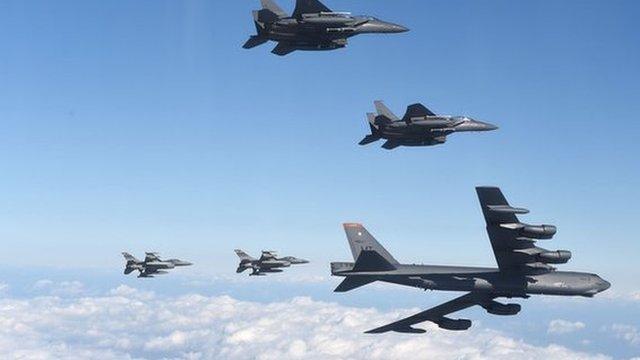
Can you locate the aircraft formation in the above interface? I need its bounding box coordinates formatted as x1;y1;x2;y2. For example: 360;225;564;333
114;0;611;335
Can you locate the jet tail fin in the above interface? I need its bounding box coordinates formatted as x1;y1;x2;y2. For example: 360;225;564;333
334;276;376;292
260;0;288;18
343;223;399;265
122;252;139;263
235;249;255;261
374;101;399;121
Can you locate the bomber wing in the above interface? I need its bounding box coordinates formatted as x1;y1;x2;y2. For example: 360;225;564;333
476;187;566;274
292;0;332;19
366;292;496;333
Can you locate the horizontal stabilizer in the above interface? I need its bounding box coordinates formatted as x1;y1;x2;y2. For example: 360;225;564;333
381;140;401;150
334;276;376;292
359;135;380;146
243;36;269;49
272;43;297;56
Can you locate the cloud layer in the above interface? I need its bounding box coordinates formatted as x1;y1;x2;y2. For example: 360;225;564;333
548;319;586;334
0;285;611;360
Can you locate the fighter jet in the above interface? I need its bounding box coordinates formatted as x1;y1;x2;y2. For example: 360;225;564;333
235;249;309;276
360;101;498;150
331;187;610;333
243;0;408;56
122;252;192;278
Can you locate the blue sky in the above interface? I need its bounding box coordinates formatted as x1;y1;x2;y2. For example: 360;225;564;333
0;0;639;358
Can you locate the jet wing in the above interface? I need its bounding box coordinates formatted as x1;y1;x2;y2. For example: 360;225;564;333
271;42;297;56
366;292;495;333
476;187;558;274
144;252;160;262
259;251;277;262
292;0;332;19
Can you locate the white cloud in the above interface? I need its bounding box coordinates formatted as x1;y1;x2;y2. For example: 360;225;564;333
548;319;586;334
0;286;612;360
606;324;640;346
32;279;85;297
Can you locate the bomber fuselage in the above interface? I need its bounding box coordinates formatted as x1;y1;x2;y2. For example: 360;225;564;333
331;263;610;297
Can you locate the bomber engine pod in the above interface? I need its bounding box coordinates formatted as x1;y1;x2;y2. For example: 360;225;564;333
437;318;472;331
520;224;557;239
483;302;521;316
538;250;572;264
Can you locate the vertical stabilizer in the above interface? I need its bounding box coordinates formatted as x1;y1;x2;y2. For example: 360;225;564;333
374;101;399;121
343;223;399;264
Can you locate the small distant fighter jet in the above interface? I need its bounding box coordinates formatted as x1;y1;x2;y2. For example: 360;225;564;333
244;0;408;56
360;101;498;150
331;187;610;333
122;252;192;278
235;249;309;276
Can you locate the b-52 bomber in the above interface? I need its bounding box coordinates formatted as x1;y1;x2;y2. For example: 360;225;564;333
243;0;408;56
331;187;610;333
235;249;309;276
122;252;192;278
360;101;498;150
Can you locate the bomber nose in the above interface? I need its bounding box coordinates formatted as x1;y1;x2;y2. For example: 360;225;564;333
599;279;611;292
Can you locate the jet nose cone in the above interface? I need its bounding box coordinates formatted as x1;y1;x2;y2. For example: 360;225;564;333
363;21;409;34
391;24;410;33
600;279;611;292
385;23;409;33
477;121;499;131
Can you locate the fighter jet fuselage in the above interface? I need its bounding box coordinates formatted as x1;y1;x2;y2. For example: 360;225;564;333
244;0;408;56
360;101;498;149
235;250;309;276
122;252;192;278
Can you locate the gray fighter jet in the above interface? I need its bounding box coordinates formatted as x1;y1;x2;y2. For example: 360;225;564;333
331;187;610;333
244;0;408;56
122;252;192;278
360;101;498;150
235;249;309;276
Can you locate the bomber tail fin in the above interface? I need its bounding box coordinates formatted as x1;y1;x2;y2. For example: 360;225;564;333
343;223;399;265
